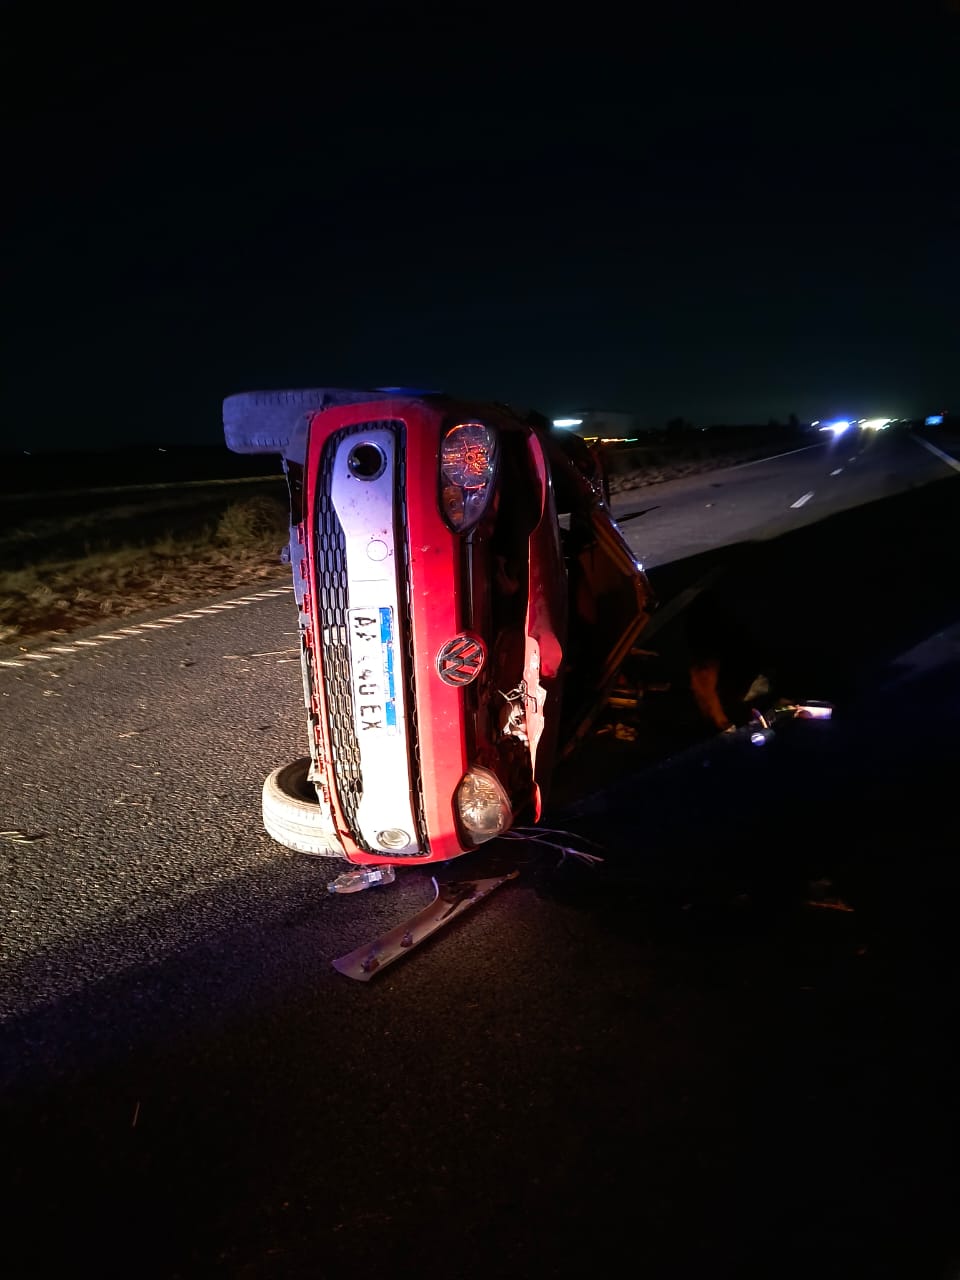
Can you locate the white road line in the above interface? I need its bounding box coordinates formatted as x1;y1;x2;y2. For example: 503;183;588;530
790;491;814;509
912;434;960;474
0;581;293;674
830;468;843;476
730;443;826;470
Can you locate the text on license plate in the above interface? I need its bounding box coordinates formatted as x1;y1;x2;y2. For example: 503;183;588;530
348;607;398;737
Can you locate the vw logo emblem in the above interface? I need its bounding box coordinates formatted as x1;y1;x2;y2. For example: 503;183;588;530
436;634;485;687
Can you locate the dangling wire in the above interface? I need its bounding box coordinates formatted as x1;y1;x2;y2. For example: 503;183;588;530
502;825;606;869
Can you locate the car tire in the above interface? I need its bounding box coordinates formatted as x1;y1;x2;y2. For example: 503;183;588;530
261;757;345;858
223;387;376;455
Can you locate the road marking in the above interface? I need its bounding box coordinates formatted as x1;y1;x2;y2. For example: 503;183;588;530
912;434;960;474
0;585;295;674
791;491;814;509
830;468;843;476
730;442;826;470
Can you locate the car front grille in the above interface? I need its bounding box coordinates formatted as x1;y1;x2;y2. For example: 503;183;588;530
394;435;430;849
315;422;427;856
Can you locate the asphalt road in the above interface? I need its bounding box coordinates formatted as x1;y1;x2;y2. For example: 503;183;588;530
613;427;955;568
2;428;960;1279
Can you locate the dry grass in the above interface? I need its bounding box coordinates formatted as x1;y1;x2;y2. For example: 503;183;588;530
0;495;289;647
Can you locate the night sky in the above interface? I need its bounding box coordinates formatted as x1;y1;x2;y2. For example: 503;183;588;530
4;3;958;451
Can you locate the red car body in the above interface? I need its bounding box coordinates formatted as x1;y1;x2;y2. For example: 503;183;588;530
224;388;654;867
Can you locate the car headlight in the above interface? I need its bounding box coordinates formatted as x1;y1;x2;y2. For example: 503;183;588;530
455;766;512;842
439;421;498;531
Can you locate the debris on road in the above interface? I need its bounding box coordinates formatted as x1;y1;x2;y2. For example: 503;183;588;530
743;698;834;745
742;674;770;703
327;865;397;895
332;871;518;981
793;701;833;720
503;826;605;869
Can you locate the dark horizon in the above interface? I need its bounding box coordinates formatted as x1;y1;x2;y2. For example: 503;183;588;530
4;4;958;452
0;411;942;462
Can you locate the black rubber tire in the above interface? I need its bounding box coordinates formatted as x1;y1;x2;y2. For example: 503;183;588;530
223;387;377;455
261;757;346;858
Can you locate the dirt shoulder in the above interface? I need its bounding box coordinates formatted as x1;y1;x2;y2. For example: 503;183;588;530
0;546;289;650
0;493;291;649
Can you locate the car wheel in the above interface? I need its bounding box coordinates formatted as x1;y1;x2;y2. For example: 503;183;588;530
261;758;345;858
223;387;376;455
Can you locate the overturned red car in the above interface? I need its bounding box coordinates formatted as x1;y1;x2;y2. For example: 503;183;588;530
224;388;654;867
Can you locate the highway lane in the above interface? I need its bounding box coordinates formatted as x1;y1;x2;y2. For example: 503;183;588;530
3;430;960;1278
615;427;948;568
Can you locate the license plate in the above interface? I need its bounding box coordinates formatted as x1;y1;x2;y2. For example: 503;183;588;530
348;607;398;739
